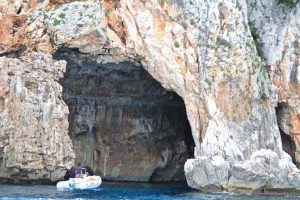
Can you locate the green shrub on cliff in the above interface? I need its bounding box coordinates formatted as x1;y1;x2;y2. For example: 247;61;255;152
278;0;297;7
159;0;166;7
58;13;65;19
204;78;212;87
216;37;232;49
53;19;61;26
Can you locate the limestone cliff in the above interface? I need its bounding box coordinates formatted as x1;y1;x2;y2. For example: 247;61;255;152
0;52;74;183
0;0;300;193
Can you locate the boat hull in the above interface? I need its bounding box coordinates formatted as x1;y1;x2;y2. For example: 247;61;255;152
56;176;102;190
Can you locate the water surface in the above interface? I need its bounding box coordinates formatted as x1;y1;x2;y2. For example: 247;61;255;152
0;182;299;200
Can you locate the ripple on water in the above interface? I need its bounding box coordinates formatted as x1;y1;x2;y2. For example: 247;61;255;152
0;183;299;200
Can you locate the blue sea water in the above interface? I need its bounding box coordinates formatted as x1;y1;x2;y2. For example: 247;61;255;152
0;182;299;200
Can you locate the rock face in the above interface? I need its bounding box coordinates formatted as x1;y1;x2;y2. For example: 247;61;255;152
0;0;300;193
247;0;300;167
0;53;74;183
102;0;300;192
0;1;27;54
55;50;193;182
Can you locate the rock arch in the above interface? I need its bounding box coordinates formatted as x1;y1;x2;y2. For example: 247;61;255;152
55;49;195;182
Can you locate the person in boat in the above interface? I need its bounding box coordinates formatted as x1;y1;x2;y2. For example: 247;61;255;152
75;163;82;178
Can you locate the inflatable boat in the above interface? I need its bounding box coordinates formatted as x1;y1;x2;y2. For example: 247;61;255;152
57;168;102;190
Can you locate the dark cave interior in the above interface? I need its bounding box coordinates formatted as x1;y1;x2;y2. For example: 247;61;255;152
55;49;195;182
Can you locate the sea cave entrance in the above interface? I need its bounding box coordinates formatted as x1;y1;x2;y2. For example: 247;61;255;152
55;49;194;182
276;103;298;167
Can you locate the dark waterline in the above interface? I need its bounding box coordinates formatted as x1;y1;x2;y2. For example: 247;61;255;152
0;182;299;200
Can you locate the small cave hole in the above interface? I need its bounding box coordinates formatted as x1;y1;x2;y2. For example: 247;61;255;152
16;6;22;15
276;102;297;166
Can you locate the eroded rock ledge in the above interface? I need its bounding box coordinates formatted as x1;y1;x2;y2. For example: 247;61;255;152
0;0;300;193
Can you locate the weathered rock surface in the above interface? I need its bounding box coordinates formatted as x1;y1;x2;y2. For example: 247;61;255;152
0;0;300;193
247;0;300;166
179;0;300;192
0;0;27;54
0;52;74;183
98;0;300;192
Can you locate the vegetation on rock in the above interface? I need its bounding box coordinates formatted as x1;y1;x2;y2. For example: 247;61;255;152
278;0;297;7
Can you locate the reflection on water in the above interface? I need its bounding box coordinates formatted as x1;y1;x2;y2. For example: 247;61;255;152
0;182;299;200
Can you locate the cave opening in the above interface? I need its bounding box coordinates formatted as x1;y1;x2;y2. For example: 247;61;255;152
276;102;297;166
55;49;195;183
